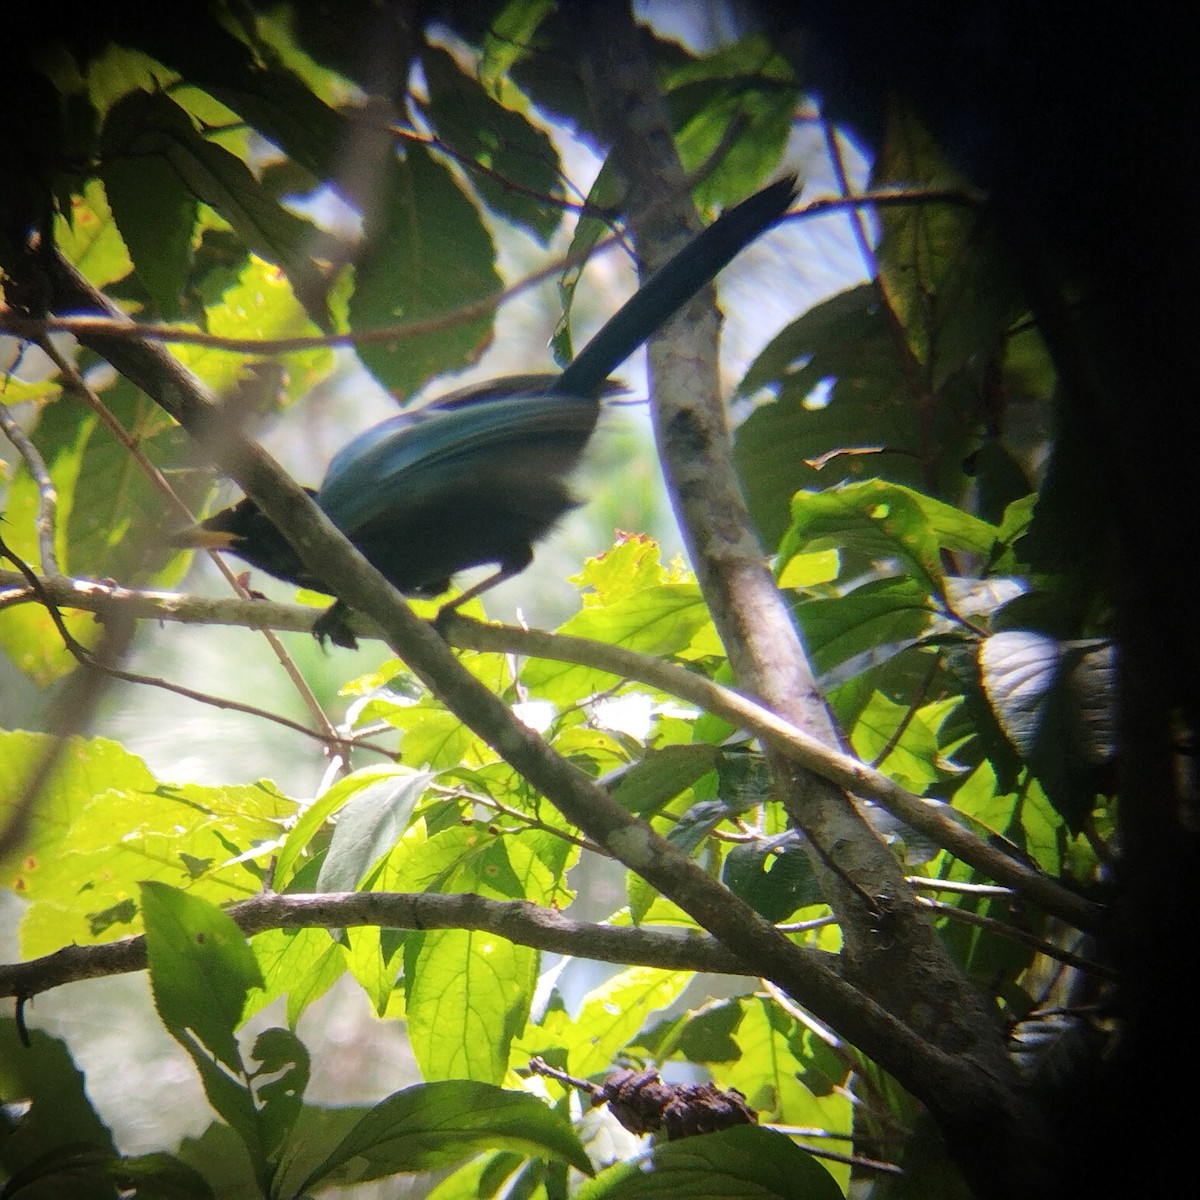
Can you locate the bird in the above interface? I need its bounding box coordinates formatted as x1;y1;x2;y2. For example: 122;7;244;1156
174;177;796;647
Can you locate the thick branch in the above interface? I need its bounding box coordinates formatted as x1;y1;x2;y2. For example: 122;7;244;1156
0;891;756;1001
575;0;1008;1080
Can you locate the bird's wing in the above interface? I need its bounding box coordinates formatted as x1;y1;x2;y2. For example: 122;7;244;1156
317;390;599;535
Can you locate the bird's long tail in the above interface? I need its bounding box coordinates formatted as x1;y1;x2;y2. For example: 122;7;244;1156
555;176;796;398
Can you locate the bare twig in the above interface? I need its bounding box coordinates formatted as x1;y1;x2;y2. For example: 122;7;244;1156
0;404;60;574
0;188;977;357
0;543;393;759
37;337;345;759
915;896;1116;981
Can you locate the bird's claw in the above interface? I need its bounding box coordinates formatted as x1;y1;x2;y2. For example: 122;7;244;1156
312;602;358;650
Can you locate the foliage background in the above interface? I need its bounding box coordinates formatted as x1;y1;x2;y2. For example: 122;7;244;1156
4;1;1190;1197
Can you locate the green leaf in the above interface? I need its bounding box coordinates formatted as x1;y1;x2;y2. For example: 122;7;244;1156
295;1082;591;1194
422;45;563;244
274;765;427;892
111;90;331;326
723;997;851;1136
550;158;626;365
314;770;434;893
577;1125;842;1199
0;1019;116;1185
872;106;1021;387
54;178;134;288
0;399;106;684
0;374;62;406
779;480;998;602
609;745;720;817
107;1151;215;1199
793;576;936;677
523;581;715;706
405;926;537;1083
246;926;346;1027
722;837;820;922
403;836;546;1082
171;1120;263;1200
344;924;399;1016
480;1;557;93
140;883;269;1183
734;286;983;547
850;691;966;794
248;1028;309;1161
526;965;692;1082
8;752;293;958
99;93;197;316
948;762;1063;875
140;882;263;1073
978;631;1114;829
181;252;334;403
350;146;502;397
665;36;799;208
60;377;211;586
370;700;484;770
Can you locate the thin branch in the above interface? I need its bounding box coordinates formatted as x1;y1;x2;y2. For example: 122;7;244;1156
393;122;596;215
38;338;345;757
821;120;882;282
0;188;977;357
868;655;938;769
436;783;604;854
915;897;1116;982
0;547;393;759
445;615;1106;935
907;878;1015;897
0;404;60;574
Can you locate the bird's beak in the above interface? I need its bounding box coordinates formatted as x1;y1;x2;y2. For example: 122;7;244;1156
168;524;237;551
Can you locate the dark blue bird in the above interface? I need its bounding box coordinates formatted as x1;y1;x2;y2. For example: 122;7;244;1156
177;178;795;645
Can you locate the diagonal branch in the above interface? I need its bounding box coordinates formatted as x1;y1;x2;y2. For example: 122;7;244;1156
16;237;1015;1116
0;403;59;575
33;334;348;763
574;0;1006;1048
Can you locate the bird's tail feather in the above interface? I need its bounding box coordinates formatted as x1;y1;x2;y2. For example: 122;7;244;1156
555;176;796;398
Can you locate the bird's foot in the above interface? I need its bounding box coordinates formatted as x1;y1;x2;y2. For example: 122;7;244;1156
432;602;463;640
312;601;359;650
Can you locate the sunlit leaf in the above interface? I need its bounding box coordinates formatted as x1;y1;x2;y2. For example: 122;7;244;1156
141;882;263;1070
295;1081;591;1194
314;769;434;893
979;631;1114;829
577;1124;842;1200
422;45;563;244
2;730;294;956
54;179;133;288
350;146;501;398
